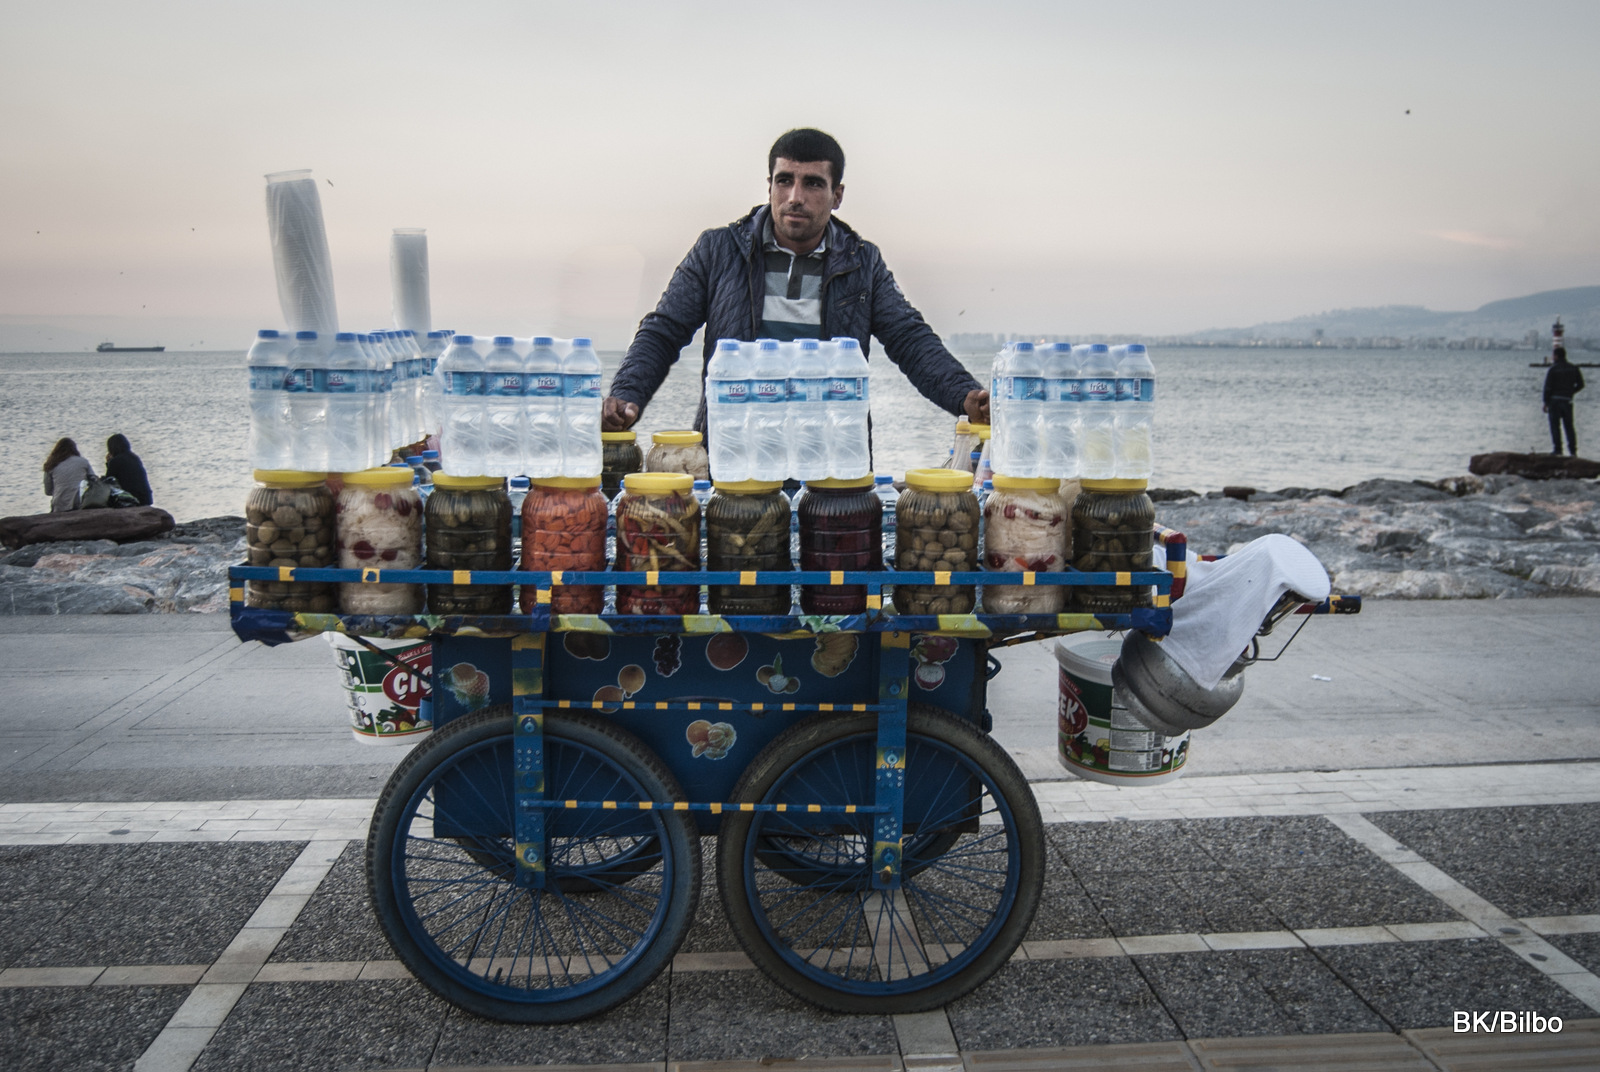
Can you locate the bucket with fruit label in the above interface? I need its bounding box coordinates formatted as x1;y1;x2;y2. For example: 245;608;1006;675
1056;634;1188;785
325;633;433;745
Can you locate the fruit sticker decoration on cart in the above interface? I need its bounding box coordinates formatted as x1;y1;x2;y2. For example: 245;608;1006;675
594;663;645;713
446;662;491;710
910;635;960;690
706;632;748;671
653;634;682;677
686;718;736;760
564;633;611;661
810;633;858;677
756;653;800;694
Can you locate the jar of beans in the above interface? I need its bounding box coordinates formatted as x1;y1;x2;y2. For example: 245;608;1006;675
425;474;512;614
645;430;710;481
798;475;881;615
615;472;701;614
706;479;791;615
1070;479;1155;612
519;476;608;615
244;470;336;612
336;467;423;615
894;468;980;615
982;475;1069;614
601;430;644;496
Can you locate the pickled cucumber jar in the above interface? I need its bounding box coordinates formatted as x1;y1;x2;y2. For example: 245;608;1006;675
982;475;1069;614
244;470;336;612
894;468;980;615
615;472;701;614
798;475;881;615
519;477;608;615
706;479;791;615
601;431;643;496
425;474;512;614
1070;479;1155;612
645;430;710;481
336;467;423;615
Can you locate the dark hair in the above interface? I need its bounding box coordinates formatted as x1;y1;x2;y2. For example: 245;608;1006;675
1553;346;1568;362
107;433;131;457
768;128;845;187
43;437;79;473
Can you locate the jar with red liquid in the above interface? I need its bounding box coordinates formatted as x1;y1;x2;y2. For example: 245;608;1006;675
519;476;608;615
798;475;881;615
615;472;701;614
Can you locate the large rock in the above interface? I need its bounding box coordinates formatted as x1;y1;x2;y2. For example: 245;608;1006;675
0;507;175;549
1469;452;1600;480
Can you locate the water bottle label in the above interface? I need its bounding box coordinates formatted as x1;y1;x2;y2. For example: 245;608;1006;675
1083;378;1115;403
424;356;438;376
750;377;787;404
563;373;603;399
1006;375;1046;403
826;377;866;403
284;368;324;393
788;376;828;402
1115;377;1137;402
486;372;525;397
1138;377;1155;403
445;370;484;396
249;365;286;391
526;372;563;399
325;368;372;394
1049;377;1082;403
711;379;749;405
378;367;393;393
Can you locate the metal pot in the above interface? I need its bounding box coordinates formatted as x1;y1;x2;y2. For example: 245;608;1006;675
1112;630;1247;736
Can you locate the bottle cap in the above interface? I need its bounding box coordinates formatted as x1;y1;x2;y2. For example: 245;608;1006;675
422;450;440;459
431;473;505;490
295;330;318;340
875;474;894;484
799;339;819;350
1089;343;1109;353
405;456;424;464
1080;478;1149;492
427;330;446;338
955;417;971;432
452;334;474;344
532;336;554;346
252;469;327;486
972;423;991;440
716;338;741;351
1014;341;1035;351
834;337;860;350
572;337;593;347
493;336;516;346
335;332;356;342
806;474;876;490
905;468;975;493
509;476;530;488
623;472;693;494
1127;343;1147;353
991;475;1061;492
652;430;703;446
257;329;280;338
713;479;783;494
758;339;779;350
693;479;711;488
532;475;602;489
342;467;415;487
601;430;637;442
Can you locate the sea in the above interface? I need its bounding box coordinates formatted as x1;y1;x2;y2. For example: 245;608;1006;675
1;347;1588;522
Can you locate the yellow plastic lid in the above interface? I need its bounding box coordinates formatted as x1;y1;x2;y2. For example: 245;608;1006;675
253;470;327;487
992;474;1061;492
972;423;992;440
532;475;602;490
713;479;783;494
955;417;971;432
1080;478;1149;492
601;431;637;443
652;430;703;446
432;473;505;490
341;467;415;487
905;468;976;492
806;473;875;490
623;472;693;494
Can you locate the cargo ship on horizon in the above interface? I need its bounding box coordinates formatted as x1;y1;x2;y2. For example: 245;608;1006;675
96;342;165;352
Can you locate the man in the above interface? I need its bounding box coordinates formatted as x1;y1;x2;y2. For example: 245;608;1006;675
603;128;989;443
1543;346;1584;456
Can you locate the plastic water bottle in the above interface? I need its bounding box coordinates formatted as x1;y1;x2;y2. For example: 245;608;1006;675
284;330;329;470
523;336;563;478
788;338;830;481
419;331;447;432
401;330;425;443
437;334;487;476
508;475;530;545
324;332;373;472
874;474;899;564
748;339;790;481
483;336;525;477
705;338;751;482
357;333;389;462
996;341;1044;477
1114;343;1156;479
693;478;712;565
561;337;603;477
421;449;442;472
1078;343;1117;480
1042;342;1080;479
988;342;1011;461
406;454;432;488
827;336;870;478
246;329;294;469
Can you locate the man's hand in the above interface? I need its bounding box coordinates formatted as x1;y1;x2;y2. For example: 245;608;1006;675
603;396;640;431
963;388;991;426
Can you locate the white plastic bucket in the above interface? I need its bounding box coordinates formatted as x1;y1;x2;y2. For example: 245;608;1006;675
325;633;433;745
1056;634;1188;785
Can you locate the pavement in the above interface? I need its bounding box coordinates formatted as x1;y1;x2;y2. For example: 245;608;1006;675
3;600;1600;1070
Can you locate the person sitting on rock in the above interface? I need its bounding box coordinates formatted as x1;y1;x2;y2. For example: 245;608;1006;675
42;437;94;512
105;433;153;506
1543;347;1585;457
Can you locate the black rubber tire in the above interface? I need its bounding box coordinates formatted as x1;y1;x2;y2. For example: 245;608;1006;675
367;706;699;1023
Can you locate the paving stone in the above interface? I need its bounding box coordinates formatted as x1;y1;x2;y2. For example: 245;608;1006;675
191;980;449;1072
679;841;740;954
92;841;306;901
964;1040;1197;1071
0;983;189;1071
1078;868;1282;937
666;969;897;1061
1188;1030;1435;1070
1318;938;1597;1030
1183;815;1369;869
1136;948;1385;1038
1232;862;1461;930
0;899;75;968
1022;860;1113;941
432;975;668;1065
948;956;1180;1051
1047;819;1219;874
0;843;135;903
1545;931;1600;976
267;876;391;964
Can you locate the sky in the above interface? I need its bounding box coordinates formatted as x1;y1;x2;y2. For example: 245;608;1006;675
3;0;1598;349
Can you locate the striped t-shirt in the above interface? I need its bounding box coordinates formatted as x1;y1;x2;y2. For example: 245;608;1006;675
760;217;826;341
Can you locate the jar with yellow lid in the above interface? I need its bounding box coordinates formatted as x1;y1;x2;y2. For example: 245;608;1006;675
1070;478;1155;611
601;430;643;496
615;472;700;614
244;470;336;612
982;475;1069;614
705;479;791;615
519;476;608;615
797;475;881;615
644;430;710;481
893;468;980;615
336;467;423;614
425;474;512;614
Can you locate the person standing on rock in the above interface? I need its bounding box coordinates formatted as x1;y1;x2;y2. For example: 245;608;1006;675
1543;347;1585;457
105;433;153;506
42;438;94;512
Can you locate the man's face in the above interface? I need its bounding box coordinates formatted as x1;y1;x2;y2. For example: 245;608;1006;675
767;157;843;253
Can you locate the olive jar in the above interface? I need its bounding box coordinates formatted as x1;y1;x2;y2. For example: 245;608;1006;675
601;431;644;496
244;470;336;612
645;430;710;481
706;479;792;615
797;476;881;615
614;472;701;614
425;474;513;614
1070;479;1156;612
519;476;608;615
336;467;424;615
982;475;1069;614
894;468;980;615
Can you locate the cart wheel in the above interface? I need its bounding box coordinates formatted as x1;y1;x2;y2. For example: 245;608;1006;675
368;706;699;1023
718;706;1043;1013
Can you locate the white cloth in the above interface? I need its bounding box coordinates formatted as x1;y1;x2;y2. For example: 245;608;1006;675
1161;534;1330;690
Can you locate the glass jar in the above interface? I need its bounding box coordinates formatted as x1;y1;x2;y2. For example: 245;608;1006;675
1070;479;1155;612
798;476;881;615
244;470;336;612
894;468;980;615
982;476;1069;614
601;430;643;497
425;474;512;614
336;467;423;615
519;477;608;615
615;472;700;614
706;480;791;615
645;430;710;481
